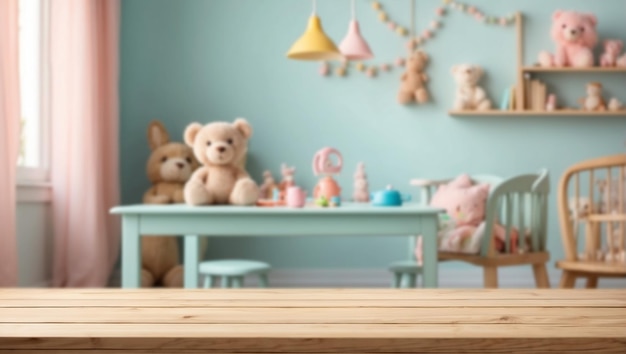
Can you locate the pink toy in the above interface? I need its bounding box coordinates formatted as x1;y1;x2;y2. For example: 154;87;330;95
279;163;296;191
546;93;557;111
286;186;307;208
538;10;598;67
600;39;624;67
352;162;370;203
312;147;343;200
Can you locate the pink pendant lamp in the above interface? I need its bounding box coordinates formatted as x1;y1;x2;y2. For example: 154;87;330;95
339;0;374;60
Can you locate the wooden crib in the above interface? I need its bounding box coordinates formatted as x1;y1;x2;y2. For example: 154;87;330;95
557;154;626;288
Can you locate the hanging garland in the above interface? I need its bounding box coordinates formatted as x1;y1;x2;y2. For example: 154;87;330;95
319;0;517;78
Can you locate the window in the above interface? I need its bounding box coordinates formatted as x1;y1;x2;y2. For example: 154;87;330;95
17;0;48;183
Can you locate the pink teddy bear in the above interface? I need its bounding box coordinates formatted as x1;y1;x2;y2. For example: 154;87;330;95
538;10;598;67
600;40;624;67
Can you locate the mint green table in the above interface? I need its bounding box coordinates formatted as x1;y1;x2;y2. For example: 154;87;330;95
110;203;443;288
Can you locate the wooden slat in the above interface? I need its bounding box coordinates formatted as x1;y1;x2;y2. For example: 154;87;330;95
2;338;626;353
3;298;625;308
1;323;624;338
3;288;624;300
1;307;624;326
556;260;626;275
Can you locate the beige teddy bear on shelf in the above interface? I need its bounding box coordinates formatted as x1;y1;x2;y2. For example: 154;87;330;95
451;64;492;111
578;82;606;111
183;118;260;206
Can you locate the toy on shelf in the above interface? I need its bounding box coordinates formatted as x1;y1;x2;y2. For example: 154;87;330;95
451;64;492;111
537;10;598;68
578;82;607;111
608;98;624;112
352;162;370;203
397;50;430;105
312;147;343;204
546;94;557;111
259;170;278;199
600;39;623;67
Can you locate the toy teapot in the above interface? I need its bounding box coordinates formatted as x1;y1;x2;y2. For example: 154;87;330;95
370;185;411;206
312;147;342;200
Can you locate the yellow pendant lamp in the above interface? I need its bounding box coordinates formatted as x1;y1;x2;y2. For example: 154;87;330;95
286;0;343;61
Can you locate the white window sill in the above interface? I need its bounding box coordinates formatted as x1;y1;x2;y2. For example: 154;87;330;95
17;181;51;203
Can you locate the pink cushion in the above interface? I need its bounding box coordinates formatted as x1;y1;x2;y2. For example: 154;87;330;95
430;174;490;225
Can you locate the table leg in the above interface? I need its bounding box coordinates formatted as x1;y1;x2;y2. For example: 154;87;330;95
184;235;199;288
121;216;140;288
421;215;439;288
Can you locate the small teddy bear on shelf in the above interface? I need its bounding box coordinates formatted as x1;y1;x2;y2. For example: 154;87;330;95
352;162;370;203
451;64;492;111
578;82;607;111
600;39;624;67
397;50;430;105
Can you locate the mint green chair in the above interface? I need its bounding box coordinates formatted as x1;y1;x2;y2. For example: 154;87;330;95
199;260;271;288
391;170;550;288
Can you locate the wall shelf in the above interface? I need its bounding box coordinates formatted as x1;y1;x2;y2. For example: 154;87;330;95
449;110;626;117
449;13;626;118
522;67;626;73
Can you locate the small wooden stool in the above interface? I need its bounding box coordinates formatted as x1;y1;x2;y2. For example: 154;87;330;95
389;261;422;288
199;259;270;288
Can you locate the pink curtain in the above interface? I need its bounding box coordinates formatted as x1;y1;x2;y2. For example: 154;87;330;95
50;0;121;287
0;0;20;287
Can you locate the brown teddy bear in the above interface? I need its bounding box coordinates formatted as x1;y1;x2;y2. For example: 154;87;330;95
397;50;430;104
142;121;199;287
183;118;260;206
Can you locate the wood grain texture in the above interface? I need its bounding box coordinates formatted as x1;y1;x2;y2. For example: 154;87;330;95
0;289;624;353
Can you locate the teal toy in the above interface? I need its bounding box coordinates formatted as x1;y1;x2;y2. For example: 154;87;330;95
371;185;411;206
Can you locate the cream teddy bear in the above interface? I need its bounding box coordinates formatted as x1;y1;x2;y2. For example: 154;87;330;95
142;121;199;287
451;64;492;111
578;82;606;111
183;118;259;206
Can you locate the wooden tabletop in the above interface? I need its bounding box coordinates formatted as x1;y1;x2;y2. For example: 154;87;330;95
1;289;625;353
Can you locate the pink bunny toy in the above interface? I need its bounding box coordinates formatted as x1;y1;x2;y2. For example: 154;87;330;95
600;39;624;67
312;147;343;200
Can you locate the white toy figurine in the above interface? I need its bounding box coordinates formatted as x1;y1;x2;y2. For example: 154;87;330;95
352;162;370;203
608;97;624;111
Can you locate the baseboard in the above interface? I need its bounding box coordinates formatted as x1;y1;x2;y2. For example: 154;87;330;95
107;266;625;288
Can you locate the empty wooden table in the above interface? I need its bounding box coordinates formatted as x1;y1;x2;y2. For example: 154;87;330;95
1;289;625;353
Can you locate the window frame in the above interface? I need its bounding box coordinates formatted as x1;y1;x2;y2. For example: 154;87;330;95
16;0;50;202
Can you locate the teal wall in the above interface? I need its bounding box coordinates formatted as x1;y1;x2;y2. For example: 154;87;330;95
120;0;626;269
